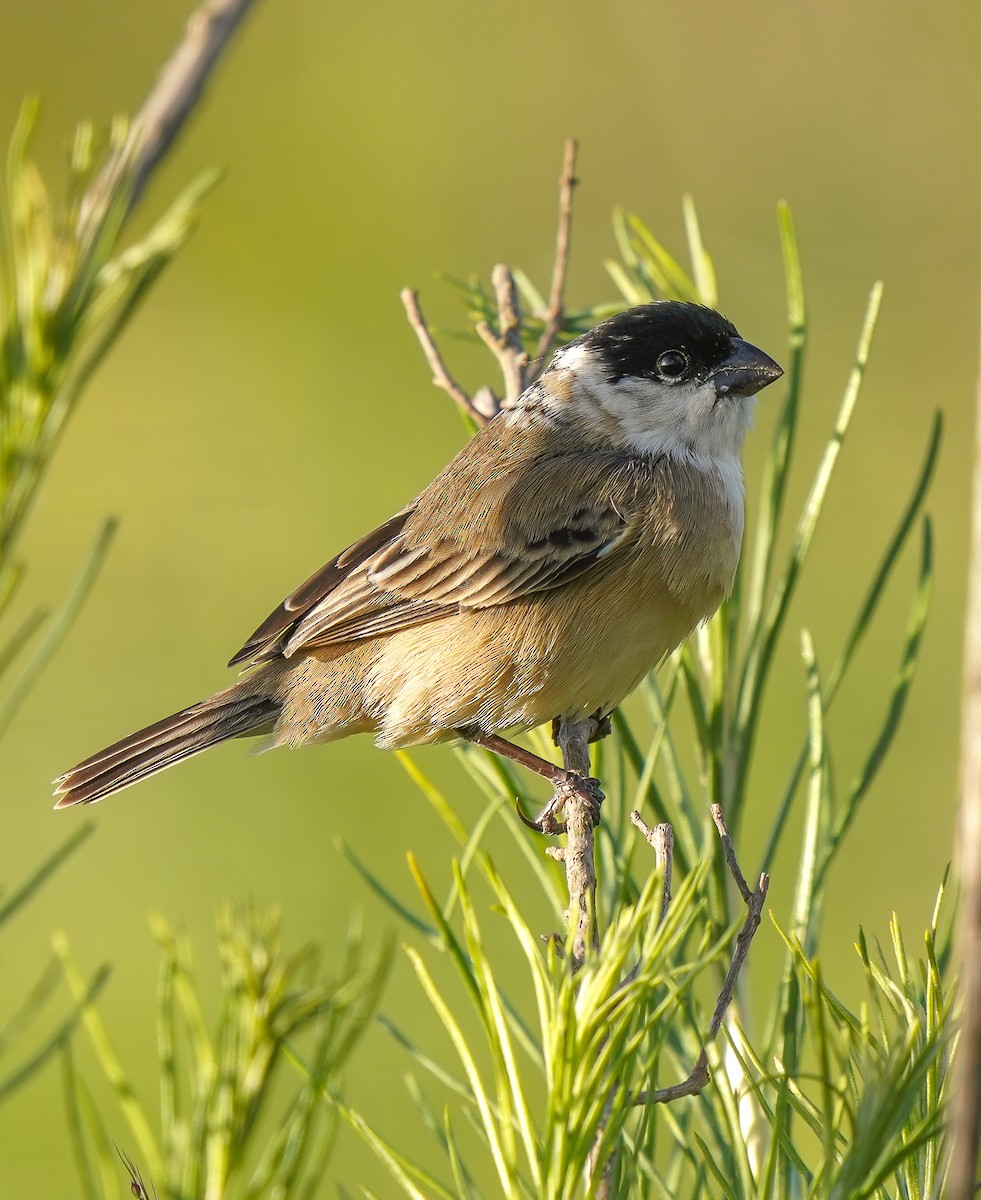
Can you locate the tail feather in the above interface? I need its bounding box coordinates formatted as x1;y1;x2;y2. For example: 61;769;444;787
53;692;280;808
58;702;243;790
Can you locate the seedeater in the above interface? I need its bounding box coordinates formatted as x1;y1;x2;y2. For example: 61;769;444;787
54;301;782;812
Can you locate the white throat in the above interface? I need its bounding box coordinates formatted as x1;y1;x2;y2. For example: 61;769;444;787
553;343;756;463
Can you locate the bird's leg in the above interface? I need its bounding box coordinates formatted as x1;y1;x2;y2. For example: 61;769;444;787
461;729;604;835
551;708;612;747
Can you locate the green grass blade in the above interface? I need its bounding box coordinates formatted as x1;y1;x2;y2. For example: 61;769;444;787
155;930;178;1174
605;258;649;306
445;791;507;920
0;957;61;1058
818;518;933;884
0;823;94;926
694;1132;741;1200
740;201;807;655
53;932;163;1179
0;962;110;1102
60;1042;99;1200
404;946;513;1195
0;518;116;739
444;1106;483;1200
790;631;827;957
625;213;698;300
335;837;435;938
337;1098;458;1200
682;195;717;307
824;414;941;704
0;604;45;682
733;281;883;829
759;415;940;875
454;746;564;913
455;862;539;1188
75;1065;126;1200
150;916;216;1084
396;750;470;844
376;1016;475;1102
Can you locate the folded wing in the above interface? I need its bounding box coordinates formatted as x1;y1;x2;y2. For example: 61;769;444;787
230;449;640;668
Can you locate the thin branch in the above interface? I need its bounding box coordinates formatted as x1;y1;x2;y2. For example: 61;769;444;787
492;266;524;357
474;265;530;407
950;292;981;1199
493;264;530;401
706;879;768;1043
615;817;672;1003
632;807;769;1106
641;1051;711;1106
590;811;698;1193
630;812;674;928
82;0;258;225
533;138;579;368
401;139;579;421
710;802;753;904
553;714;603;967
590;810;675;1192
400;288;488;423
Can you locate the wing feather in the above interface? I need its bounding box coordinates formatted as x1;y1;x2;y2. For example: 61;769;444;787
227;509;412;665
231;445;643;667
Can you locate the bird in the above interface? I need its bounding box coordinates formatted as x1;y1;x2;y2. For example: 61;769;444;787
54;301;782;819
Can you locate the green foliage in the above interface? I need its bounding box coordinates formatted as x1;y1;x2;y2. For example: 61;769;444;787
338;817;949;1200
337;852;726;1200
0;826;108;1104
0;97;214;1112
0;99;215;738
0;81;953;1200
757;899;949;1200
324;203;950;1198
0;94;394;1200
57;908;391;1200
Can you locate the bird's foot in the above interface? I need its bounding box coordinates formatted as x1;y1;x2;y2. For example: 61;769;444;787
550;708;613;748
587;711;613;743
516;771;605;836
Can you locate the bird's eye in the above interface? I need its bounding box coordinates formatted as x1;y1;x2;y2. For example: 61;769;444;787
656;350;690;380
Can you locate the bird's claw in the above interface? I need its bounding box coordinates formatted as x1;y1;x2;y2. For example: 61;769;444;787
561;774;605;827
515;773;605;836
515;797;566;836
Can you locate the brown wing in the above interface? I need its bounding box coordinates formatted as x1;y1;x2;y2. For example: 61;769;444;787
230;443;640;668
228;509;414;665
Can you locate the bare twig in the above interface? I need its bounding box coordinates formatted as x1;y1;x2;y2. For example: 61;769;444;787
474;265;531;407
402;139;579;421
705;886;768;1042
710;802;753;903
591;813;673;1196
616;816;672;1000
400;288;488;423
950;297;981;1199
479;141;579;400
533;138;579;368
497;265;532;401
630;812;674;929
632;806;769;1106
641;1051;711;1106
493;266;524;356
81;0;258;226
553;714;603;966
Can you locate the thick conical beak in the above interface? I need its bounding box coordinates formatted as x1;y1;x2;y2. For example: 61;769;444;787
714;338;784;400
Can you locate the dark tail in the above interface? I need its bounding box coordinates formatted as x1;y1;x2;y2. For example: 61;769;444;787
53;690;280;808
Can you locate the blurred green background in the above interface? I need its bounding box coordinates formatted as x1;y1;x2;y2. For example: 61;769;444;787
1;0;979;1194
